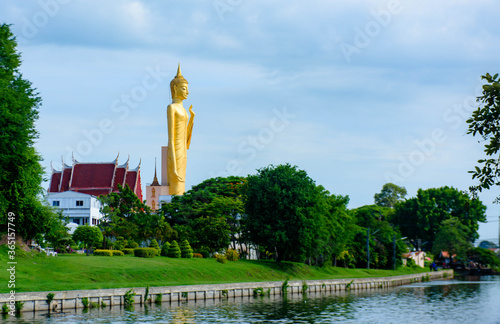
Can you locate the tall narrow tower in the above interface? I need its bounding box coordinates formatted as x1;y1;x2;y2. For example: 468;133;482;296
145;158;169;211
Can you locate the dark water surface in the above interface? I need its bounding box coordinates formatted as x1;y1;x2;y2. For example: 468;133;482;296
6;275;500;323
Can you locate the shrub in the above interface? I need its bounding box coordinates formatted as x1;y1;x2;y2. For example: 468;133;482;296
112;250;124;256
161;242;170;257
225;248;239;261
180;239;193;258
56;246;68;254
127;240;139;249
197;250;209;258
114;237;126;250
124;289;135;308
149;239;159;249
215;254;227;264
134;248;157;258
94;249;113;256
46;293;55;305
15;301;24;314
149;239;160;256
121;248;134;255
2;303;8;314
81;297;89;309
154;294;162;304
193;253;203;258
168;240;181;258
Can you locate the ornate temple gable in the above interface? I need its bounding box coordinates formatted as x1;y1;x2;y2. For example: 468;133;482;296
48;155;142;200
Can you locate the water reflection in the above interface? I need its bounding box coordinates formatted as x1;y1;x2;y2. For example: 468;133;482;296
6;276;500;323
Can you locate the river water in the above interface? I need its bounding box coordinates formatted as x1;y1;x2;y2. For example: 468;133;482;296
5;275;500;323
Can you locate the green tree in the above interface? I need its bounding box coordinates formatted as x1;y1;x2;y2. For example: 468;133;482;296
0;24;56;241
323;194;356;266
243;164;346;263
99;184;173;244
44;211;71;251
160;176;245;251
374;183;407;208
73;225;103;255
350;205;406;269
190;216;230;253
467;247;500;268
432;218;472;262
466;73;500;201
392;186;486;247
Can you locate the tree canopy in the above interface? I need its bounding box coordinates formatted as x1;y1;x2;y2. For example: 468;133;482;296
431;218;472;261
392;186;486;247
350;205;407;269
374;183;407;208
0;23;58;241
466;73;500;201
159;176;245;253
99;184;173;245
242;164;352;263
73;225;103;255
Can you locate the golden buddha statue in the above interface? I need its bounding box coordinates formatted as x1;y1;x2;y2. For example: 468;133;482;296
167;64;195;195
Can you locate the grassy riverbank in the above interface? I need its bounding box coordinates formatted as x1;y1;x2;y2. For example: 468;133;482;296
0;246;429;293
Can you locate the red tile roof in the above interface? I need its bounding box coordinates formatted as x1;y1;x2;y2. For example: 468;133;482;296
49;172;61;192
113;167;127;191
60;168;72;192
71;163;115;189
48;157;142;200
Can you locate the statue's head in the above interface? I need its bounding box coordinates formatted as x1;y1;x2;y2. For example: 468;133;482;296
170;64;189;99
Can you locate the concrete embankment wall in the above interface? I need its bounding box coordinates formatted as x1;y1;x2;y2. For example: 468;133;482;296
0;270;453;313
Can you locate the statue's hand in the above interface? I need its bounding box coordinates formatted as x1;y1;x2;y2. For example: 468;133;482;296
173;171;183;182
189;105;195;116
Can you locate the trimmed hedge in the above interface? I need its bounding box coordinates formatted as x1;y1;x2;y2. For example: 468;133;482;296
161;242;170;257
112;250;124;256
121;248;134;255
168;240;181;258
94;250;113;256
134;248;157;258
180;239;193;258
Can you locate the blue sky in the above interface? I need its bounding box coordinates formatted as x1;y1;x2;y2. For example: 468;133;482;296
1;0;500;244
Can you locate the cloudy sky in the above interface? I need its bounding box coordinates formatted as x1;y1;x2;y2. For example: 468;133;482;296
1;0;499;243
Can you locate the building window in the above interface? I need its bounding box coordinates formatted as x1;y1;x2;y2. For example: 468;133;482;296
152;188;156;197
76;200;83;206
52;201;60;207
73;218;80;225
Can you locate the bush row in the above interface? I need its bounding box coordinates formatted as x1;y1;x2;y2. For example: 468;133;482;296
94;241;217;259
94;249;124;256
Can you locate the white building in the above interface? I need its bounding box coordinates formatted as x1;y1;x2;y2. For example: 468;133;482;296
46;191;103;226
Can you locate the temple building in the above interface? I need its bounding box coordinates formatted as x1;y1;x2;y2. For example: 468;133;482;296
47;154;142;225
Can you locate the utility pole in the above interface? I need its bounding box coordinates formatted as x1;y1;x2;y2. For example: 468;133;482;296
393;234;396;270
367;228;370;269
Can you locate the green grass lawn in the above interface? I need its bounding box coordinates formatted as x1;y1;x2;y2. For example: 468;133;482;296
0;246;429;293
